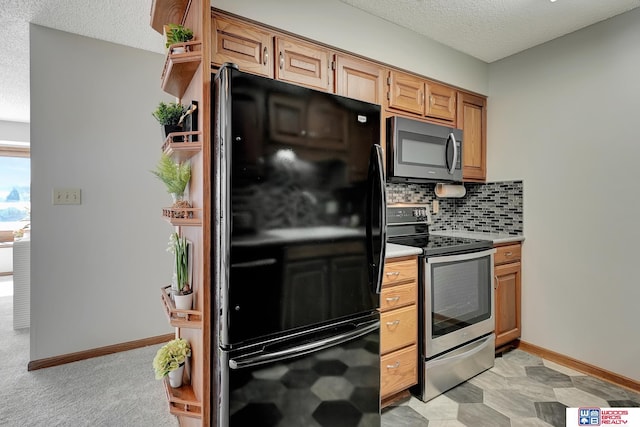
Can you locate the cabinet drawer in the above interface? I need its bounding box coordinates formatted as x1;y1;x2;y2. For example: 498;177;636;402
383;258;417;286
494;244;521;265
380;281;417;312
380;305;417;354
381;344;418;398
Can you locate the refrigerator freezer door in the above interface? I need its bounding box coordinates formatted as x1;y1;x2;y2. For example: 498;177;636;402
225;316;381;427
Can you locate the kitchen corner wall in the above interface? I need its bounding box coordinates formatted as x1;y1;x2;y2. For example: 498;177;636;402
386;180;523;235
30;25;174;360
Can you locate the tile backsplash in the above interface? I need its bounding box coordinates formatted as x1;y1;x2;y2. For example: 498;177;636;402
386;180;523;235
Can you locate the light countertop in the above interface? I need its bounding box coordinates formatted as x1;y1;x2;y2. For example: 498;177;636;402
429;230;525;245
386;243;422;258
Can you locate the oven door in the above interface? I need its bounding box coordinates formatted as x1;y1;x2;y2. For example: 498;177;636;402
423;248;495;358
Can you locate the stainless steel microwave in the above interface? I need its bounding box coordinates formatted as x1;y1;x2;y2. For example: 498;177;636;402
386;116;463;183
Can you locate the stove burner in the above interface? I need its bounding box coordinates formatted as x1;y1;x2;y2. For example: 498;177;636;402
386;203;492;256
388;234;492;256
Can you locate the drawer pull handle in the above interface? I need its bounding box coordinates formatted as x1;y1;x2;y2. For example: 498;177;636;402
386;362;400;369
505;251;513;256
385;271;400;277
386;320;400;327
385;296;400;302
263;47;268;65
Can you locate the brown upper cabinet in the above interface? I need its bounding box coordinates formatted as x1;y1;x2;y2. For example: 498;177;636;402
334;54;386;105
275;37;333;92
212;12;273;77
387;70;456;122
457;92;487;182
210;10;487;182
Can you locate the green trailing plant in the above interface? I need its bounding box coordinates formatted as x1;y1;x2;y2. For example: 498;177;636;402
165;24;194;48
167;232;190;295
151;153;191;198
153;338;191;379
152;101;187;126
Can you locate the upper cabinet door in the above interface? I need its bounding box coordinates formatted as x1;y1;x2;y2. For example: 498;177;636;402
457;92;487;182
335;54;385;105
426;81;456;122
387;70;424;116
275;37;332;92
212;13;273;77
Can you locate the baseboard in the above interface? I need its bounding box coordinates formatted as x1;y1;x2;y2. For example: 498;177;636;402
28;333;175;371
517;340;640;393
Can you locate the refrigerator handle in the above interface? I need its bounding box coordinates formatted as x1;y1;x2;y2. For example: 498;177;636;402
228;319;379;369
214;63;237;347
366;144;387;295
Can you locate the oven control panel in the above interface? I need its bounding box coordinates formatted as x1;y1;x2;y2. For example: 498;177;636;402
387;203;432;225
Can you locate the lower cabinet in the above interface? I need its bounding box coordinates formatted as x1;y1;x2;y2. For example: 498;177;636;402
494;243;522;348
380;256;418;403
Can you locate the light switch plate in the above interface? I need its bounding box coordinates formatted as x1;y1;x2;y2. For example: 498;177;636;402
53;188;81;205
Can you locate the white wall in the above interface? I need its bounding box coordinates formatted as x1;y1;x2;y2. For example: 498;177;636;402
30;25;175;360
0;120;29;142
488;8;640;381
213;0;489;95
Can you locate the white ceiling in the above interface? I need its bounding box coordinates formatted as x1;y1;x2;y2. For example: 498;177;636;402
340;0;640;63
1;0;639;124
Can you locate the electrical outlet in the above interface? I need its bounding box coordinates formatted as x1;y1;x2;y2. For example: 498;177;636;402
432;199;439;214
53;188;81;205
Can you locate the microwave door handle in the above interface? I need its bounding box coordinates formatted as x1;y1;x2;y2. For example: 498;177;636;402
448;132;458;175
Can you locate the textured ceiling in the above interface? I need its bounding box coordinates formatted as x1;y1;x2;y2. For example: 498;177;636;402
341;0;640;63
0;0;164;124
1;0;639;124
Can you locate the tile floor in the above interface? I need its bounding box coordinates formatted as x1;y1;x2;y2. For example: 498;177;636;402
382;349;640;427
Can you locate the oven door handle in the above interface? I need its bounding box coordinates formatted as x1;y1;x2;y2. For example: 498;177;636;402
426;247;496;265
228;319;379;369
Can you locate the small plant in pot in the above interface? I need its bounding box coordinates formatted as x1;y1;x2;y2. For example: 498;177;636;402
153;338;191;388
152;101;188;141
151;153;192;216
168;232;193;313
165;23;194;53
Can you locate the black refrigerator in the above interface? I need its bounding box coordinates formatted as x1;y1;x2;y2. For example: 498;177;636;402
212;63;387;427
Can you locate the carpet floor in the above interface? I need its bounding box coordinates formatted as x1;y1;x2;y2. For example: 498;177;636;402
0;295;179;427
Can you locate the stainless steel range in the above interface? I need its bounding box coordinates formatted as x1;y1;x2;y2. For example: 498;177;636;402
386;203;496;402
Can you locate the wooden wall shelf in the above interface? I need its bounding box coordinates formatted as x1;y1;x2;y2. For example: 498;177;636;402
161;41;203;98
150;0;189;34
162;377;202;419
162;207;202;226
162;132;202;162
160;286;203;328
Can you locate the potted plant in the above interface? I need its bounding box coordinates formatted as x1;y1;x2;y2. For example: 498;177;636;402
153;338;191;388
165;24;194;53
151;153;191;205
167;232;193;313
152;101;188;141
